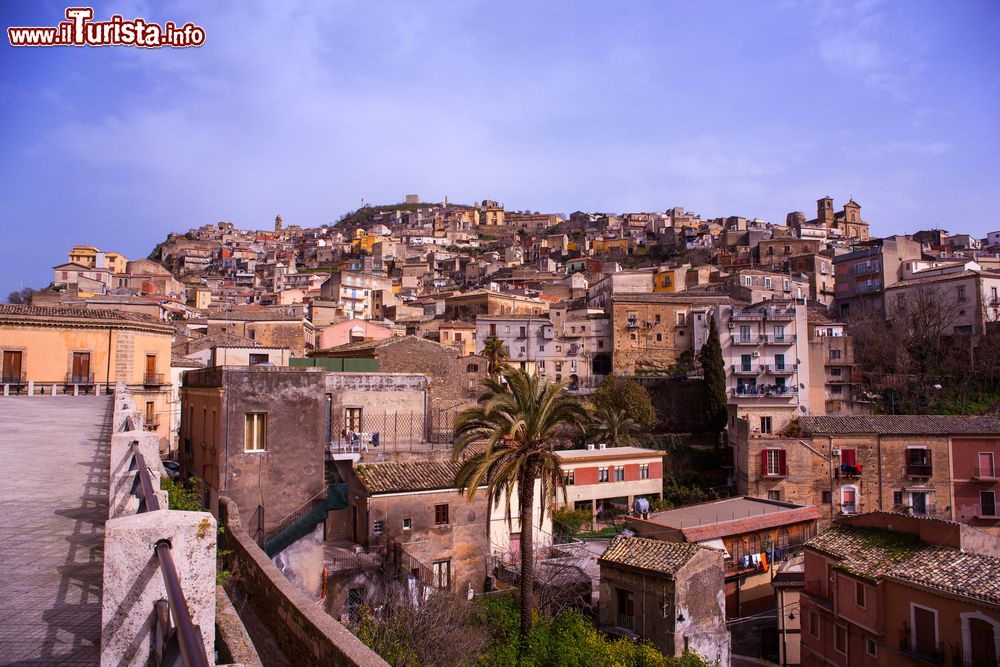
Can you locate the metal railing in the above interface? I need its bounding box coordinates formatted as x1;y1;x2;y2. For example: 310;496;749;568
129;442;209;667
1;372;26;384
617;614;635;631
66;372;95;385
144;373;165;386
898;631;945;665
263;486;328;543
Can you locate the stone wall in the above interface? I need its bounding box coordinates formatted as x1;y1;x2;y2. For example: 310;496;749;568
219;496;388;667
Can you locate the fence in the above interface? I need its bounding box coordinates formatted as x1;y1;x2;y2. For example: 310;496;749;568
329;407;461;453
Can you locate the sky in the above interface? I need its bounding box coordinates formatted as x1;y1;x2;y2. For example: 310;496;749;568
1;0;999;294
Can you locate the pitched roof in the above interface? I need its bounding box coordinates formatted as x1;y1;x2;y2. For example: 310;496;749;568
886;549;1000;606
599;535;705;576
798;415;1000;436
0;304;172;333
353;460;465;494
885;269;1000;289
312;335;450;357
806;525;927;582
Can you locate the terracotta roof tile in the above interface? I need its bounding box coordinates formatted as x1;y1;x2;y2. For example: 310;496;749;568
886;549;1000;606
806;525;929;582
354;460;464;494
599;535;704;576
799;415;1000;436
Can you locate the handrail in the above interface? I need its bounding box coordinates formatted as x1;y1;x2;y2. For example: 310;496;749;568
264;485;328;541
130;443;209;667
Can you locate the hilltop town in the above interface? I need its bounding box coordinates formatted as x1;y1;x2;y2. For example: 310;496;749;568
4;196;1000;666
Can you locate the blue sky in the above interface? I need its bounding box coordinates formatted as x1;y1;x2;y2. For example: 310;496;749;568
2;0;999;294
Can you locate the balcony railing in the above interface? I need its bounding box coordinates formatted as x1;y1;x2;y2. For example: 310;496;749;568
769;363;797;374
841;503;859;515
899;632;945;665
971;467;997;482
731;335;765;345
65;372;95;385
732;385;798;398
617;614;635;632
1;372;26;384
143;373;166;386
835;464;863;479
905;463;933;478
731;365;757;375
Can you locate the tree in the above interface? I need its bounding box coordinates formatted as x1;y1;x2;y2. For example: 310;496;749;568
591;376;656;429
699;317;728;434
452;369;589;645
481;335;510;379
588;403;642;447
6;287;35;304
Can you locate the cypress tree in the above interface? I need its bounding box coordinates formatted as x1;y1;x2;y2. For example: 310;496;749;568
699;316;728;434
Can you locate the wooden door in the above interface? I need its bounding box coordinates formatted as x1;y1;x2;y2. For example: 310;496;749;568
969;618;996;667
72;352;90;382
2;351;22;382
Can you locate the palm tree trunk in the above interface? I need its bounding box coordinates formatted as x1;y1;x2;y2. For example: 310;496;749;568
518;466;536;641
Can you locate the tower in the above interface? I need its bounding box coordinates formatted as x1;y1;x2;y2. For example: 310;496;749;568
817;197;834;229
274;214;283;233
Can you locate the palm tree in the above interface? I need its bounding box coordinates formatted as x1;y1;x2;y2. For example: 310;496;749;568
588;403;642;447
481;335;509;379
453;368;588;642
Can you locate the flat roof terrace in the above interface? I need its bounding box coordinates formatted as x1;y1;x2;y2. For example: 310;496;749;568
0;396;111;665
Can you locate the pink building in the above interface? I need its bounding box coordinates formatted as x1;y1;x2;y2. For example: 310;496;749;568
317;319;401;350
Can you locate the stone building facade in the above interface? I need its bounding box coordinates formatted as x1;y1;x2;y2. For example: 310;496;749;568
206;312;315;356
598;536;730;664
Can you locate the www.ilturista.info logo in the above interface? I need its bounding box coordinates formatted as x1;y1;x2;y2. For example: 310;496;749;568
8;7;205;48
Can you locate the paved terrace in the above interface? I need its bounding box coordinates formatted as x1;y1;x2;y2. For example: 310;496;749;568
0;397;111;666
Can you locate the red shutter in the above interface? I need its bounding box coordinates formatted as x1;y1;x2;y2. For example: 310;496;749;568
779;450;787;476
761;450;770;476
841;448;856;467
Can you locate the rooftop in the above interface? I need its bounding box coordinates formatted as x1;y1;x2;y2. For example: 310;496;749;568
353;460;466;494
635;496;821;543
0;304;173;333
599;535;705;576
556;446;665;462
886;548;1000;606
798;415;1000;435
806;525;928;582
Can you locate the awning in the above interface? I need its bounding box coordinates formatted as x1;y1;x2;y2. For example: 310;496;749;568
697;538;730;558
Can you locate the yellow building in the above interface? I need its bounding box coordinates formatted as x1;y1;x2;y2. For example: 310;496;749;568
593;238;633;255
67;245;128;273
351;229;382;254
0;304;175;454
654;267;688;293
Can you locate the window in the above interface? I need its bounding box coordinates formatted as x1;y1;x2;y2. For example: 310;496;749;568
345;407;363;432
677;311;687;326
598;467;609;483
772;325;785;341
768;490;781;501
809;611;821;639
865;637;878;658
434;504;449;526
760;416;773;434
830;367;842;377
432;560;451;590
639;464;649;480
466;363;479;372
821;489;832;504
834;624;847;655
893;491;904;508
911;604;938;656
981;491;997;517
244;413;267;452
842;486;858;513
249;353;269;365
656;333;662;342
906;447;932;476
762;449;786;476
373;520;384;535
855;580;866;608
402;517;412;530
504;326;510;334
614;466;625;482
1;350;22;383
958;285;967;301
145;401;154;424
830;348;842;360
71;351;91;383
563;469;575;485
764;277;772;289
978;452;995;478
774;353;785;370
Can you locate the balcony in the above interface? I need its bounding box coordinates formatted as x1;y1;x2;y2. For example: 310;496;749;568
731;335;765;345
730;312;764;321
802;580;832;610
766;363;797;375
731;365;758;375
898;632;945;666
626;320;639;329
617;614;635;632
764;334;796;345
732;385;798;398
1;372;26;385
65;373;95;386
971;467;997;482
905;463;933;478
143;419;160;432
840;503;859;515
143;373;166;387
835;464;863;479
